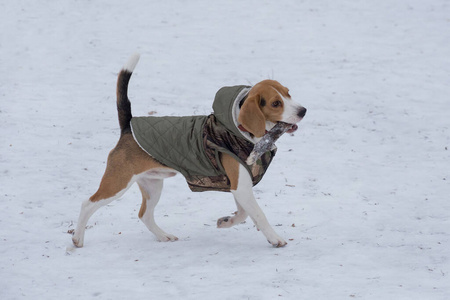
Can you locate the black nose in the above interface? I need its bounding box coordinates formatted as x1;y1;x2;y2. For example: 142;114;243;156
298;107;307;118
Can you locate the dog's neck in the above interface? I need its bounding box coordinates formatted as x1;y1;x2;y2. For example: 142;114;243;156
232;88;275;143
232;88;256;143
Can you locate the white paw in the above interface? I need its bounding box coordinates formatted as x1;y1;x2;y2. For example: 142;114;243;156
72;235;84;248
217;216;233;228
267;236;287;248
157;234;178;242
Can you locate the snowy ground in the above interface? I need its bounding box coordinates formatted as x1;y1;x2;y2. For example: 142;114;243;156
1;0;449;299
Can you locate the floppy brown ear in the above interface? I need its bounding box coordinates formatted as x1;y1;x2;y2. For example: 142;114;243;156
238;94;266;138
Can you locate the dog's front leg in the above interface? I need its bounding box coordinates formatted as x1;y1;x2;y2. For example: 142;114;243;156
217;199;248;228
232;164;287;247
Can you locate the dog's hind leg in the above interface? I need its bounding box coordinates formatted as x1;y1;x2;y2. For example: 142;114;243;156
72;149;137;248
72;174;136;247
137;175;178;242
72;181;135;247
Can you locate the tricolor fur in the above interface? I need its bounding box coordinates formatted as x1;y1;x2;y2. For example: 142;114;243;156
72;54;306;248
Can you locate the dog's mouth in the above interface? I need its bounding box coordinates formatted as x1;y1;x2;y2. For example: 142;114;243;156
286;124;298;133
277;122;299;134
283;106;306;134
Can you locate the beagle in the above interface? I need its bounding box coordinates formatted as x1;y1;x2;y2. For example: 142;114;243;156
72;54;306;248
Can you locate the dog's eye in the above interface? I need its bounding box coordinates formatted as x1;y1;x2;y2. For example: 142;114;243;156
271;100;282;108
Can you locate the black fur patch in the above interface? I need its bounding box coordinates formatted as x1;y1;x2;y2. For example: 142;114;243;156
239;95;248;108
260;97;266;107
117;70;133;134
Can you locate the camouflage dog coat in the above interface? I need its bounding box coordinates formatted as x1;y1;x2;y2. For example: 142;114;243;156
130;85;276;192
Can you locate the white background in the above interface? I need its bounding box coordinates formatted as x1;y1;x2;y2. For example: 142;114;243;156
1;0;449;299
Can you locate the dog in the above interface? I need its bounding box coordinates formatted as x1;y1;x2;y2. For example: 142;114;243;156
72;54;306;248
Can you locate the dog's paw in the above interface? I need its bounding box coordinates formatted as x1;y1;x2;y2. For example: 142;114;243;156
72;235;84;248
157;234;178;242
217;216;233;228
267;237;287;248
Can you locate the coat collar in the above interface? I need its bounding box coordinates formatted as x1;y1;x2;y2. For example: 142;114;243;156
212;85;251;141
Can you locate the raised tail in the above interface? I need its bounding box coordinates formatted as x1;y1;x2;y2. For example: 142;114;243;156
116;53;140;135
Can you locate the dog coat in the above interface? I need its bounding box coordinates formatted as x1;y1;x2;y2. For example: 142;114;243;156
130;85;276;192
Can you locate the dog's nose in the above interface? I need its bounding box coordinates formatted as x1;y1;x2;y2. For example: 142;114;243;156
298;107;307;118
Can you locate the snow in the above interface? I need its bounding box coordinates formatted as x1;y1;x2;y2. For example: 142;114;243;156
1;0;449;299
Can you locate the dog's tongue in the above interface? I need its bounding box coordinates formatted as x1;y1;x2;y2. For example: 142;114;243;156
286;124;298;133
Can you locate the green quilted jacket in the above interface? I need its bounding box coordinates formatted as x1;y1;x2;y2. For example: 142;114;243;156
130;85;276;192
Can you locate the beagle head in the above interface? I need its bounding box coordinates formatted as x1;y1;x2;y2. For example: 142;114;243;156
238;80;307;138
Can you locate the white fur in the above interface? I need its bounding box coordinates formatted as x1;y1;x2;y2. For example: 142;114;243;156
272;88;304;125
137;175;178;242
123;53;140;73
72;175;139;247
217;199;248;228
231;164;287;247
281;98;303;124
73;62;296;248
72;169;179;247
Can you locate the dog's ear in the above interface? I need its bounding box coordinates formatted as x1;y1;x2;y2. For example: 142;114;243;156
238;94;266;138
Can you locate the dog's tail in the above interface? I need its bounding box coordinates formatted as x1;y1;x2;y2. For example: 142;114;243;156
116;53;140;135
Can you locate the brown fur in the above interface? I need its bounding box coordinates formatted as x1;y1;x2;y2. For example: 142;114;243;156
89;134;168;202
238;80;290;137
220;153;240;191
93;80;291;203
72;64;305;248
